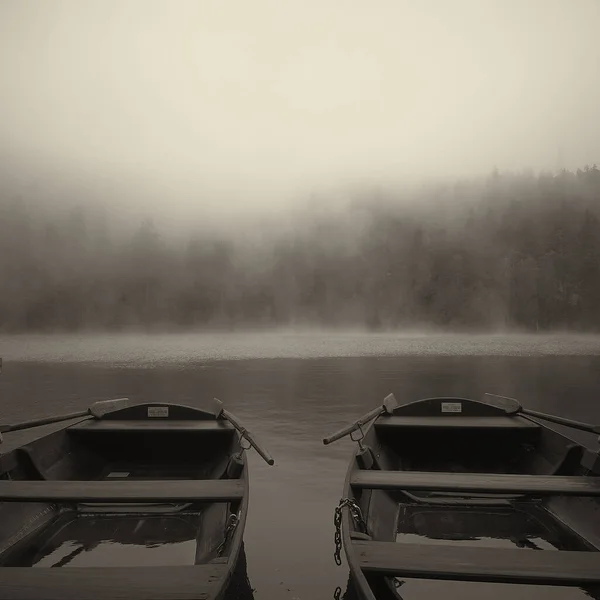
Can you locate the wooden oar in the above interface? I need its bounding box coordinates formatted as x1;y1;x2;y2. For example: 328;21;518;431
323;393;399;445
212;398;275;465
484;393;600;435
0;398;132;435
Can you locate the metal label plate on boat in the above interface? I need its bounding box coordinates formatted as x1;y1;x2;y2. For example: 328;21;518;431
441;402;462;413
148;406;169;418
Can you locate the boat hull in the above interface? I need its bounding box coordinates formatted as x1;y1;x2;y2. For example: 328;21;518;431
0;401;251;600
338;396;600;600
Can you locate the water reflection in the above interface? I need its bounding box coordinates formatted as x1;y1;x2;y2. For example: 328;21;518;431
228;543;256;600
27;514;200;568
395;504;582;551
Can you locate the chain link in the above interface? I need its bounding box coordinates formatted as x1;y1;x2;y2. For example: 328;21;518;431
333;585;342;600
216;512;240;557
333;498;368;566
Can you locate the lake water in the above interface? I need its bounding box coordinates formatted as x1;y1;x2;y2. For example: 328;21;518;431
1;332;600;600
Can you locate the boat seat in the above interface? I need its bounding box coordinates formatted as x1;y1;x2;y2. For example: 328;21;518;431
68;420;235;433
354;540;600;585
350;470;600;496
0;479;244;503
0;564;227;600
374;415;540;431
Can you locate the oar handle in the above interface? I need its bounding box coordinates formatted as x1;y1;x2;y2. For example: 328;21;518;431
0;410;90;434
323;405;384;445
522;408;600;435
222;409;275;466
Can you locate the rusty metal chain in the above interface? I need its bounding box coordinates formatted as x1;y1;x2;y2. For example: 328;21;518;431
333;498;368;566
216;512;240;557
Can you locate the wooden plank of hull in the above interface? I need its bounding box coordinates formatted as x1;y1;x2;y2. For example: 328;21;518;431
350;471;600;496
0;479;244;503
0;564;228;600
355;541;600;585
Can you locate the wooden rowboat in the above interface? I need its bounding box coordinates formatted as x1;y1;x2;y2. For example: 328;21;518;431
0;396;273;600
324;394;600;600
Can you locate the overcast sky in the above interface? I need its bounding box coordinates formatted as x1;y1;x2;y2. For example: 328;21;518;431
1;0;599;223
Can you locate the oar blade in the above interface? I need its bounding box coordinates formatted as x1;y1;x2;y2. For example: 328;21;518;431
211;397;225;419
382;393;399;414
482;393;522;415
89;398;132;419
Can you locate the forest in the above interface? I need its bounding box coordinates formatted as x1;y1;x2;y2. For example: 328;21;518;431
1;165;599;333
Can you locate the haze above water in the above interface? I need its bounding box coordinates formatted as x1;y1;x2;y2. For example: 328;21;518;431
1;0;600;227
3;332;600;365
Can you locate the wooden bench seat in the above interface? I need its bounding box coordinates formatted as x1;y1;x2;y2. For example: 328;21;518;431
350;470;600;496
374;415;540;430
68;420;235;433
0;564;227;600
355;540;600;585
0;479;244;503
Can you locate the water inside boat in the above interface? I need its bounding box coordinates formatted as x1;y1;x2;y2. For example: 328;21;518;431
17;513;200;568
396;502;591;551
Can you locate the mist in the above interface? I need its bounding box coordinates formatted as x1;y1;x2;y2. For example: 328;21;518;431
1;1;600;333
1;0;600;223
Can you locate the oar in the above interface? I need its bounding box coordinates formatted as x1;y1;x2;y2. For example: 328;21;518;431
212;398;275;466
484;393;600;435
0;398;132;435
323;393;399;445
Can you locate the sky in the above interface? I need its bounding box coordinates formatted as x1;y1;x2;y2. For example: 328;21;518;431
0;0;599;225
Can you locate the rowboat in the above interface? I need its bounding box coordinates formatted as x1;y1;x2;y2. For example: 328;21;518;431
324;394;600;600
0;395;273;600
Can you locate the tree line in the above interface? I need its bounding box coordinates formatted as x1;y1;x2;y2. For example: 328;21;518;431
1;165;599;332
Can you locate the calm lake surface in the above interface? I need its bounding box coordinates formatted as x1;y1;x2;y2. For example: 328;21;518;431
1;332;600;600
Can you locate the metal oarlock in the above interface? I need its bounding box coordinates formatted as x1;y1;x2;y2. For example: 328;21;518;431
349;422;366;452
234;434;253;461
